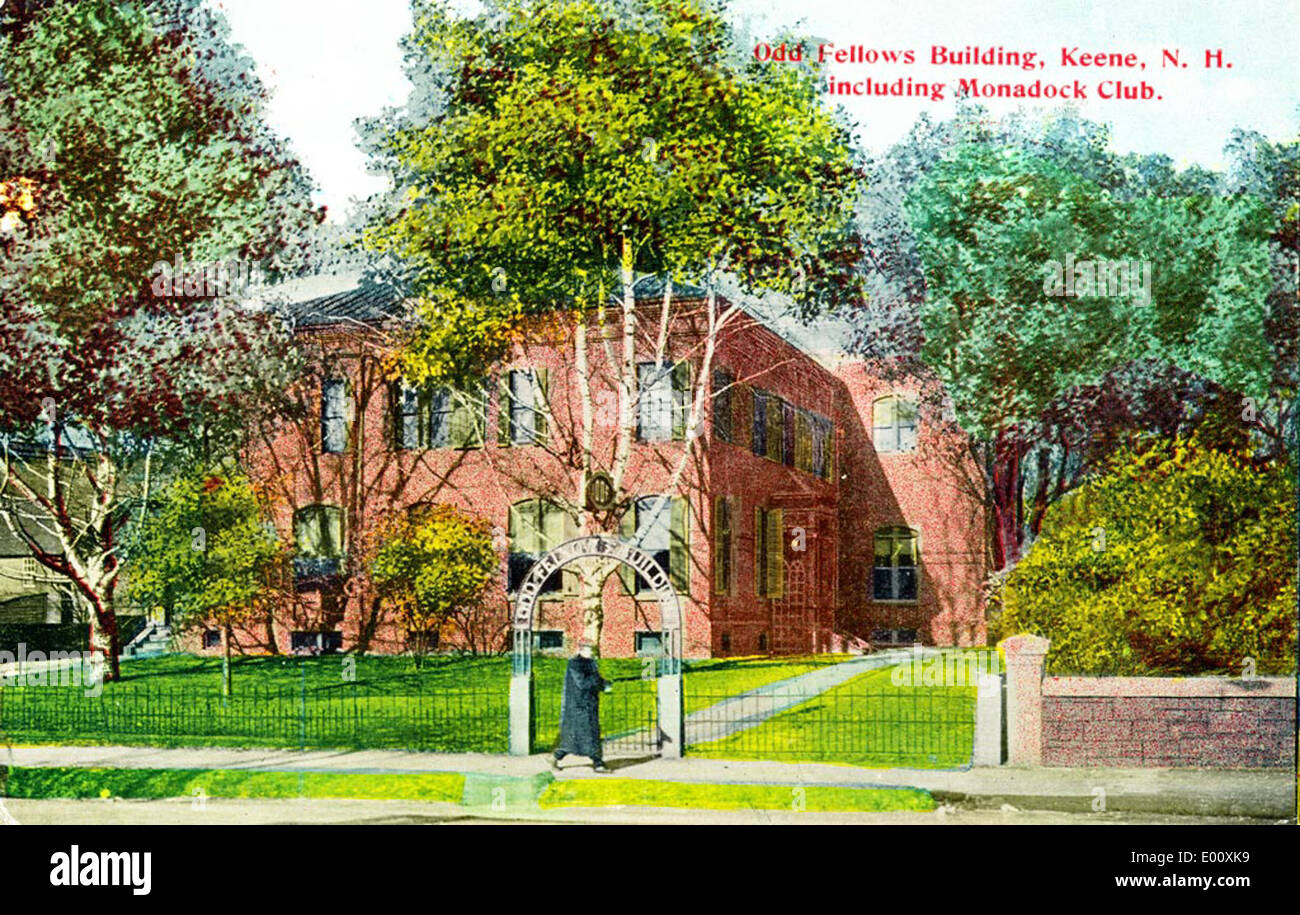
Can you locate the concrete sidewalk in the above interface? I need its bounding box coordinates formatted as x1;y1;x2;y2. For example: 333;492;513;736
3;744;1292;818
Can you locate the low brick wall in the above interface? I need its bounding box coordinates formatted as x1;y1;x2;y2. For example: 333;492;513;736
1040;677;1296;769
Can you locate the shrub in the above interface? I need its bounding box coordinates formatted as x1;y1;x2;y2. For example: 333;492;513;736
1000;436;1296;675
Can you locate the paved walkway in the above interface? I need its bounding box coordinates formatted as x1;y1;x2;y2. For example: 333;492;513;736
3;744;1292;818
678;648;928;746
603;647;933;752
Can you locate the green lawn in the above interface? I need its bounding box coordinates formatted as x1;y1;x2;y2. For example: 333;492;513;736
0;652;850;754
688;666;979;769
537;777;934;813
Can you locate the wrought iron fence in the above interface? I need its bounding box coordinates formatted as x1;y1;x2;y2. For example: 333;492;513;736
685;659;989;769
0;682;508;754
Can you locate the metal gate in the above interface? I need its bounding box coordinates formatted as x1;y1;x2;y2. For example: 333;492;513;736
531;677;660;758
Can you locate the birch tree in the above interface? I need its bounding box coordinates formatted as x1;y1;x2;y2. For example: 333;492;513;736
362;0;866;649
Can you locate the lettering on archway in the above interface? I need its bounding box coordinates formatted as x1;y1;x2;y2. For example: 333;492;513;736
508;535;684;758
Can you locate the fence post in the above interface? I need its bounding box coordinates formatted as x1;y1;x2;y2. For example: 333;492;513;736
657;672;683;759
973;662;1004;766
1000;634;1049;766
508;629;531;756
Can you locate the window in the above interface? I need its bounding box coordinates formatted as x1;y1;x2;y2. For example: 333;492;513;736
713;495;735;595
393;382;422;449
392;382;487;450
508;499;572;594
293;504;344;590
712;369;734;443
637;362;691;443
766;396;784;462
751;389;767;456
873;527;919;602
434;386;488;449
873;395;918;453
871;628;919;646
533;630;564;651
811;413;833;480
621;495;688;593
751;389;786;462
321;378;348;453
294;505;344;559
757;632;768;653
720;632;731;652
754;506;784;598
634;631;663;656
203;629;221;649
291;631;343;655
500;369;549;446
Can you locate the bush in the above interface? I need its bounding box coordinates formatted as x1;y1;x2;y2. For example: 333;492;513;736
369;504;500;654
1000;436;1296;675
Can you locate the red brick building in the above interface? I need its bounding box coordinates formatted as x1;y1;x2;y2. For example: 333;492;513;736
187;281;987;658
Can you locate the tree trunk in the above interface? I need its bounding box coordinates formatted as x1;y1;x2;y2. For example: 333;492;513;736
89;588;122;682
222;623;233;698
990;430;1026;570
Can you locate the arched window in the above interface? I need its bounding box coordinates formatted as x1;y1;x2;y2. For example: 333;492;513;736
293;504;345;589
507;498;571;594
873;527;918;602
294;504;344;558
872;395;918;453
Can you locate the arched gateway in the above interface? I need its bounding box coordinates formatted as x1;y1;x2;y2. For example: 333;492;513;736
509;535;684;757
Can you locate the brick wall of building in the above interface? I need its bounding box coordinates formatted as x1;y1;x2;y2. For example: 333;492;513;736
184;289;990;660
834;362;987;646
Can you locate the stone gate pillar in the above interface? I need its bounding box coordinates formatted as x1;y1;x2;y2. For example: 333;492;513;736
1000;634;1050;766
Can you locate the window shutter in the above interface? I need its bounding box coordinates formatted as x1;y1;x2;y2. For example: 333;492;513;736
751;391;766;456
765;508;784;599
669;495;689;592
497;375;512;446
448;390;468;448
766;398;784;462
534;368;550;446
618;503;637;594
671;361;692;441
734;385;751;450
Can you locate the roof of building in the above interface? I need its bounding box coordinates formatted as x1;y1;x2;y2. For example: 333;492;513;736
276;283;406;329
277;275;855;370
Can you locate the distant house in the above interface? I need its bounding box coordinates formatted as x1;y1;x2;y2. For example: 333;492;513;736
192;280;988;659
0;515;67;625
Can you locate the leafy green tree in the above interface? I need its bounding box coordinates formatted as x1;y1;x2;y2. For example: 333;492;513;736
124;468;285;696
361;0;866;647
369;505;500;659
998;436;1296;675
906;141;1274;567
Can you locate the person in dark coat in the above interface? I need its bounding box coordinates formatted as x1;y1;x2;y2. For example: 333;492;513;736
553;640;611;772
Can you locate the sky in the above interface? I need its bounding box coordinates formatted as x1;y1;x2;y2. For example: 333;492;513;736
216;0;1299;221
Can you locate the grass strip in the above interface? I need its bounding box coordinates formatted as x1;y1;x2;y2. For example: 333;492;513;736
537;777;933;813
0;766;465;803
